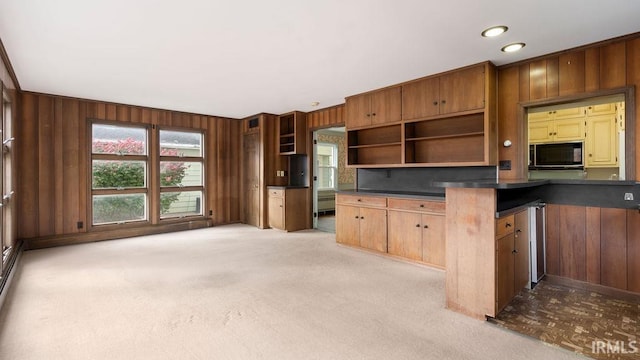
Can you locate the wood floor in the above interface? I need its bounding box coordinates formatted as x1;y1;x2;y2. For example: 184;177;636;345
489;281;639;360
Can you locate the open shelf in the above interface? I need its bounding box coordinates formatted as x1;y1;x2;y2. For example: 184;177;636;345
404;113;486;164
278;112;306;155
347;124;402;166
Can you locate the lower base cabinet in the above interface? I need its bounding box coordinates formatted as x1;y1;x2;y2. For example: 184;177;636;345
495;210;530;312
268;187;308;232
388;210;445;267
336;193;445;267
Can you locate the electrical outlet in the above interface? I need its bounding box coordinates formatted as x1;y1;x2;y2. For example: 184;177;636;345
624;193;634;201
499;160;511;170
77;221;83;229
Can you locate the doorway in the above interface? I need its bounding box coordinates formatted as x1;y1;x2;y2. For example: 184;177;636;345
312;127;354;233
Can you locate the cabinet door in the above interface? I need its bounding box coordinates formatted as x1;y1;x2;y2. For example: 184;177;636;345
514;210;530;292
336;205;361;246
586;115;617;167
402;77;440;120
359;207;387;253
268;196;285;230
370;86;402;126
528;110;553;122
345;94;371;129
553;107;585;120
528;121;554;144
587;103;616;116
422;214;445;267
439;65;485;114
496;233;515;312
554;118;585;142
388;210;422;260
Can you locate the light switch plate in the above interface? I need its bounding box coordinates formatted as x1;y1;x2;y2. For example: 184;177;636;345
624;193;634;201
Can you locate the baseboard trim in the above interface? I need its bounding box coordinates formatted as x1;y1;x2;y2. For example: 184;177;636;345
544;274;640;303
0;241;24;313
23;219;214;250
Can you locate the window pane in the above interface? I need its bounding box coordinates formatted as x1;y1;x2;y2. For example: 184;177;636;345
160;191;203;218
318;167;335;189
92;160;146;189
92;124;146;155
160;130;202;157
93;194;146;224
160;161;202;187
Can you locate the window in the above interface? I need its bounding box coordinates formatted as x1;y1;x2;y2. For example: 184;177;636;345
91;123;148;225
317;143;337;190
159;129;204;219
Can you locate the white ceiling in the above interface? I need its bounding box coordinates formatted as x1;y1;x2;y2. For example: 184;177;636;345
1;0;640;119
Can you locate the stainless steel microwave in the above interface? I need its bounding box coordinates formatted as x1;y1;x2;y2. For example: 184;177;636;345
529;142;584;169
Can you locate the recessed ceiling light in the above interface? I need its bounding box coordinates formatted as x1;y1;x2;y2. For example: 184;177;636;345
481;25;508;37
311;101;320;107
501;42;526;53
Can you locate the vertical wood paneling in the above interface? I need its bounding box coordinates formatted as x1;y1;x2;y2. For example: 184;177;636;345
529;60;547;100
518;64;530;101
18;93;39;239
497;67;520;180
308;104;345;129
585;47;600;92
54;99;64;234
38;95;55;236
627;38;640;181
600;42;626;89
62;99;80;234
600;208;627;289
559;50;585;96
585;207;601;284
546;57;559;98
17;93;242;240
558;205;586;281
628;209;640;292
545;204;560;276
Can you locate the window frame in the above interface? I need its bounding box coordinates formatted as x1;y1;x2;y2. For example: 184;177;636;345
317;142;338;191
89;120;150;227
157;127;206;221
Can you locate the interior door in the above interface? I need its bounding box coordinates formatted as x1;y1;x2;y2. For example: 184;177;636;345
243;132;260;227
312;131;319;229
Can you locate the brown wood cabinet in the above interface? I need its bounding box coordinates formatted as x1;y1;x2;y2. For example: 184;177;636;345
402;64;485;120
495;210;530;313
336;194;387;252
267;187;308;232
278;111;307;155
346;61;496;168
345;86;401;129
387;198;445;267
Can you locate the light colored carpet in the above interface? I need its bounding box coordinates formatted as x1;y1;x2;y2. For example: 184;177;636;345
0;224;582;360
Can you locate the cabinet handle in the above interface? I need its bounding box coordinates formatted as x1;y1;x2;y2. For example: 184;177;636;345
441;100;446;105
366;113;371;117
355;216;359;219
360;216;364;220
424;225;429;229
279;205;283;208
589;154;593;157
419;204;424;208
433;101;438;106
371;113;376;116
554;132;557;135
512;249;518;254
416;224;421;228
505;223;512;228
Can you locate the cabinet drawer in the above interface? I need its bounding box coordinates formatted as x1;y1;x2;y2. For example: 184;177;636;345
496;215;515;238
337;194;387;207
387;198;445;213
268;188;284;197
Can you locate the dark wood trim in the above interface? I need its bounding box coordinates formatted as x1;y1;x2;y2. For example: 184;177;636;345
24;219;214;250
518;86;636;180
498;32;640;71
544;274;640;303
0;37;20;90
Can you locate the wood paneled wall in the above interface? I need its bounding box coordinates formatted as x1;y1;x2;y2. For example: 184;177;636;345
17;92;242;245
497;34;640;180
306;104;344;130
545;204;640;293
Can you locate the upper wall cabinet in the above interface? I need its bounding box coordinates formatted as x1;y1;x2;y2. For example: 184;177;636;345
402;64;486;121
345;61;497;167
345;86;402;129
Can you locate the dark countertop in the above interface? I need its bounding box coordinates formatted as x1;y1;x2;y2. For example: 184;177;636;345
337;190;445;201
267;185;309;189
